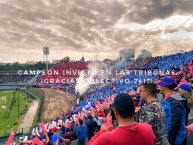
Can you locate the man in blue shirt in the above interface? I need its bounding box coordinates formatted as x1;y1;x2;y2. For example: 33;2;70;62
51;127;69;145
76;119;87;145
158;76;186;145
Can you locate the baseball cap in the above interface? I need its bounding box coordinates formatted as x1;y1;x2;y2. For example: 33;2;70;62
158;76;175;87
52;127;58;133
179;84;192;92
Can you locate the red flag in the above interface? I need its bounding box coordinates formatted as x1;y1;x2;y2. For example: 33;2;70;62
107;97;113;104
103;99;108;109
39;122;47;135
90;106;95;112
32;136;44;145
63;123;72;128
6;132;15;145
188;65;193;75
75;114;83;120
96;101;102;111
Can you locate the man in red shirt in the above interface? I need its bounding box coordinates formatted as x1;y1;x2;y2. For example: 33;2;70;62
88;93;156;145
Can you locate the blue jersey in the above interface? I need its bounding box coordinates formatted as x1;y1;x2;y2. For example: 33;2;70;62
161;93;186;144
51;133;63;145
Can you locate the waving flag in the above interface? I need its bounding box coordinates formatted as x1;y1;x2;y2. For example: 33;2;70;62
90;106;96;112
103;99;109;109
6;132;15;145
107;97;113;104
188;65;193;75
39;122;47;135
75;114;84;120
63;123;72;128
96;101;102;111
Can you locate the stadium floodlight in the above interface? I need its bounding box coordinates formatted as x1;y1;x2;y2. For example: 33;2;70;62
43;47;49;71
17;87;20;119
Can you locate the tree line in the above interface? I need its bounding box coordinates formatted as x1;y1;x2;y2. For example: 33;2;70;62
0;56;72;71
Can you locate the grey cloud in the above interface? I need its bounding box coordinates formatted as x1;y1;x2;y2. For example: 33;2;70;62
0;0;193;63
124;0;193;24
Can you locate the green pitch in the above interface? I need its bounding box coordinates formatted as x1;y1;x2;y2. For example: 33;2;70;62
0;90;30;136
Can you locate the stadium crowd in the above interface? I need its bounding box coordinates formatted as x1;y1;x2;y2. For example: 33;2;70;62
4;50;193;145
0;70;34;85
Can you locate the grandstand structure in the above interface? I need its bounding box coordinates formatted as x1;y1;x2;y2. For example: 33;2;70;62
0;70;34;86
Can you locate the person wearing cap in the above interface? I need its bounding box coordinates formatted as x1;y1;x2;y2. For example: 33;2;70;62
178;83;193;124
178;83;193;145
158;76;186;145
88;93;156;145
51;127;60;145
139;83;169;145
51;127;69;145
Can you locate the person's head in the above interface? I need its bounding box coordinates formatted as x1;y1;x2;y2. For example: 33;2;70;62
114;93;135;121
183;71;187;76
178;84;193;108
79;119;83;125
87;114;93;120
140;83;157;101
158;76;177;94
75;121;79;126
52;127;58;134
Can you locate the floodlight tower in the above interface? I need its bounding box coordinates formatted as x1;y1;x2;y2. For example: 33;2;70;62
43;47;49;71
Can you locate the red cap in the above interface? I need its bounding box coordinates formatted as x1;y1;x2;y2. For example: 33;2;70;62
52;127;58;133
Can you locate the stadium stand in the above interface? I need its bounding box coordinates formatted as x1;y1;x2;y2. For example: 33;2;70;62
3;50;193;144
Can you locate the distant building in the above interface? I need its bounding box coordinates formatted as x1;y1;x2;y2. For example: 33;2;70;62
119;49;135;61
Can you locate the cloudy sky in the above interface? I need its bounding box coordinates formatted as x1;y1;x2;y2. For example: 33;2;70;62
0;0;193;63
